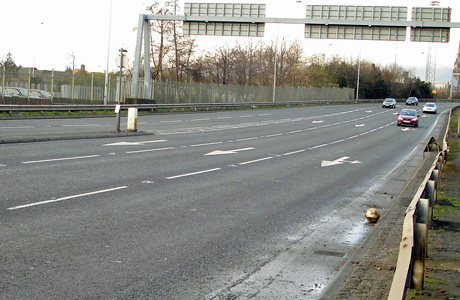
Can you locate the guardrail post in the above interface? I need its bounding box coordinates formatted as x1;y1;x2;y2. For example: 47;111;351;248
425;180;437;221
436;155;444;174
416;198;430;258
412;223;428;290
430;170;439;189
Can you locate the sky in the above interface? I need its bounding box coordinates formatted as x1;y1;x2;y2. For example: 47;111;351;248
1;0;460;83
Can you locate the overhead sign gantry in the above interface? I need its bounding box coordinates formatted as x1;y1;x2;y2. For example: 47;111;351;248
131;3;460;99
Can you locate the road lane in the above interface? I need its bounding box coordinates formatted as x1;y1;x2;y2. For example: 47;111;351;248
0;103;455;299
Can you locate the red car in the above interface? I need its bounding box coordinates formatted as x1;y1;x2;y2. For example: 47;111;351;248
397;109;419;127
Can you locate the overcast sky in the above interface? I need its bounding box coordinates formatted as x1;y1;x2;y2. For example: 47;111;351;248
1;0;459;83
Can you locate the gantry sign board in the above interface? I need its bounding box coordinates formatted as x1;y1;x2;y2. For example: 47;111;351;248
182;3;266;37
131;3;460;99
304;5;452;42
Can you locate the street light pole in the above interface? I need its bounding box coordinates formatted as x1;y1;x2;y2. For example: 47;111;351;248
104;0;113;105
272;41;277;103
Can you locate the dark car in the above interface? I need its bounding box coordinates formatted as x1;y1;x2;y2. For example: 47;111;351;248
406;97;418;106
397;109;419;127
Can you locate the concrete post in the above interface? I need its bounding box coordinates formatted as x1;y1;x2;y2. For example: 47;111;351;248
127;108;138;131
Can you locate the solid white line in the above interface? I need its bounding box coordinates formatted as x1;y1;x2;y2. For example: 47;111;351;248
239;157;273;165
62;124;101;127
7;186;128;210
283;150;306;156
166;168;221;180
22;155;100;164
311;144;328;149
126;147;175;154
265;133;283;138
347;135;360;140
0;126;34;129
160;120;183;123
330;139;345;144
191;118;210;121
236;137;258;142
289;130;303;134
190;142;223;147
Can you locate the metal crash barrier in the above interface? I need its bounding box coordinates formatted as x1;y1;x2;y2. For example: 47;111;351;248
388;111;450;299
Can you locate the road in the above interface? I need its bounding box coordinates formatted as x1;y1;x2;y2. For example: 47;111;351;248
0;103;454;299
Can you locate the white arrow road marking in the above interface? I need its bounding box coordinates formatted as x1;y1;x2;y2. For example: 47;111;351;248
321;156;362;167
355;124;365;127
103;140;168;146
205;147;255;156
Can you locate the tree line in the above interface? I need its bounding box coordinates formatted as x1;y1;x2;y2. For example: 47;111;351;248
1;0;433;100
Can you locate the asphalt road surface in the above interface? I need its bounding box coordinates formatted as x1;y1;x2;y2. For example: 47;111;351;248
0;103;454;299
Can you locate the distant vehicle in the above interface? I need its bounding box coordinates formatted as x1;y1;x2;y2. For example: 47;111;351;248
30;89;52;99
5;87;28;98
5;87;41;99
0;86;13;97
397;108;419;127
423;102;437;114
382;98;397;108
405;97;418;106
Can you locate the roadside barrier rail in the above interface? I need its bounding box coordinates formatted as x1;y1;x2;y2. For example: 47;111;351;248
0;100;365;113
388;110;451;299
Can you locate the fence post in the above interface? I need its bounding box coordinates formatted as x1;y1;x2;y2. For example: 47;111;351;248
27;69;31;104
2;66;5;101
71;72;75;102
108;77;111;104
51;70;54;104
90;73;94;103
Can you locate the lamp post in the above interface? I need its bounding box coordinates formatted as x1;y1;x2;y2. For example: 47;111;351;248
104;0;113;105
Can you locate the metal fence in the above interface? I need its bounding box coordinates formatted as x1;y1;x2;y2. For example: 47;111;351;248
1;67;355;105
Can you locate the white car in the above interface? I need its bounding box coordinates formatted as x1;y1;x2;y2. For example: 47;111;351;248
382;98;397;108
423;102;437;114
